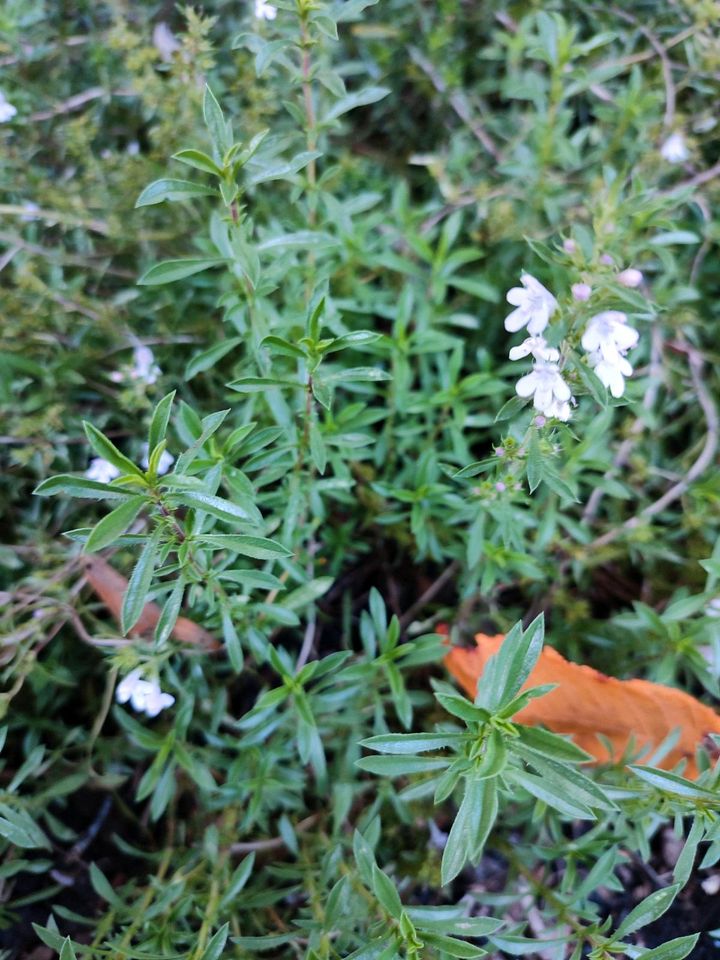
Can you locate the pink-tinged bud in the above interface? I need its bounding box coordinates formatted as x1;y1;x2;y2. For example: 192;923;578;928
600;254;614;266
571;282;591;302
534;415;546;428
563;238;577;254
495;447;505;458
617;268;643;288
495;481;506;493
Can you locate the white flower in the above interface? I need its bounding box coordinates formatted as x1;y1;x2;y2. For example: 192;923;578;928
617;268;643;288
85;458;121;484
508;336;559;362
516;360;572;420
581;311;639;364
116;668;175;718
254;0;277;19
0;93;17;123
141;443;174;475
588;351;634;399
504;273;558;336
129;345;161;385
660;132;689;164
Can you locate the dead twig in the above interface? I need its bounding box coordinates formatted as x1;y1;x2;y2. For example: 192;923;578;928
586;342;718;551
582;324;664;524
409;48;500;161
399;560;459;630
230;814;319;854
29;86;135;122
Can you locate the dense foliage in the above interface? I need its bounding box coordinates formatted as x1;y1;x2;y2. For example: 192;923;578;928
3;0;720;957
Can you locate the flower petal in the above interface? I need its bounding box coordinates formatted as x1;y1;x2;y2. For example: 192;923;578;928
515;372;538;397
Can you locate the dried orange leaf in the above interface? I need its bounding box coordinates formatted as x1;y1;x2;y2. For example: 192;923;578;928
445;634;720;779
83;555;219;650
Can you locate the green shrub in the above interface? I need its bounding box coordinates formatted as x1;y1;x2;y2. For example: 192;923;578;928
3;1;720;957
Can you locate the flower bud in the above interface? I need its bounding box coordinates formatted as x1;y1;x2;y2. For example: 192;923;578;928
617;268;643;288
563;238;577;254
571;282;591;302
600;254;614;266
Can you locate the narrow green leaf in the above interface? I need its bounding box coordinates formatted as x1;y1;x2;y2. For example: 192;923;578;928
322;86;390;123
185;338;242;380
121;530;161;634
138;259;226;286
85;496;146;553
179;492;253;525
199;923;229;960
442;778;490;885
148;391;176;453
371;865;402;920
135;179;216;207
630;765;718;801
355;755;450;775
476;615;544;712
227;376;302;393
172;148;223;176
198;534;291;559
83;422;144;478
615;883;681;939
246;151;322;186
203;85;231;157
420;932;486;959
34;475;136;501
635;934;700;960
360;733;465;755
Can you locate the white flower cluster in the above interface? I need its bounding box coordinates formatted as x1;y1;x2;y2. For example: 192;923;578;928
504;274;572;421
504;272;640;420
116;668;175;718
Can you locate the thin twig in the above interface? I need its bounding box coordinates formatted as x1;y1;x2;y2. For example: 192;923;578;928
295;617;317;673
582;325;664;524
409;48;499;160
586;343;718;551
29;86;134;122
229;815;318;854
609;8;676;129
399;560;459;630
667;160;720;194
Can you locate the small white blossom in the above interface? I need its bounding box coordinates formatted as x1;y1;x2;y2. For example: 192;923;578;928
85;458;121;484
516;360;573;420
571;282;592;302
581;311;639;364
588;351;634;399
617;268;643;288
581;311;639;399
0;93;17;123
254;0;277;19
141;443;174;475
660;131;689;164
504;273;558;336
116;668;175;718
508;336;559;363
129;345;161;384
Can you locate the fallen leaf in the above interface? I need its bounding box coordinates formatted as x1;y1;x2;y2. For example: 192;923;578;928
445;633;720;779
83;555;219;650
